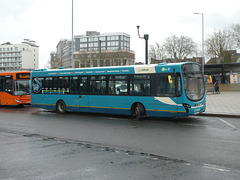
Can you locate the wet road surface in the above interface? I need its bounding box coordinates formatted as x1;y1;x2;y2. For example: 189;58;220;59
0;106;240;179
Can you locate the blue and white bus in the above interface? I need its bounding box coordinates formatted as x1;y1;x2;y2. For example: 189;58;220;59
30;62;206;118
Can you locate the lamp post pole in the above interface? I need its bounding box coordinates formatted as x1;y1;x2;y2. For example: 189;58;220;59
99;40;101;67
71;0;74;68
137;25;149;64
193;12;204;73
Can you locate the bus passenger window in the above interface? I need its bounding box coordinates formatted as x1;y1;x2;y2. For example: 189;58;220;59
70;77;78;94
79;77;88;94
45;77;53;88
109;81;127;95
61;77;69;89
32;77;44;94
130;80;150;96
90;80;106;95
156;74;176;97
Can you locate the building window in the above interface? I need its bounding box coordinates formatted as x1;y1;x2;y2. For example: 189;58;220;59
81;38;88;42
99;37;105;41
93;37;98;41
80;44;87;48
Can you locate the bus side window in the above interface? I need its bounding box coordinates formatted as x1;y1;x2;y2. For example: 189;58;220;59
45;77;53;89
79;77;88;94
32;77;44;94
156;74;176;96
70;76;79;94
61;77;69;89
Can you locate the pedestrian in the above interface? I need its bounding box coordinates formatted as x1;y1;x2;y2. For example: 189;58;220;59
214;80;220;94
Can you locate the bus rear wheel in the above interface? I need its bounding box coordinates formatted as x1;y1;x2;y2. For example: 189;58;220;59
56;100;66;113
133;103;145;120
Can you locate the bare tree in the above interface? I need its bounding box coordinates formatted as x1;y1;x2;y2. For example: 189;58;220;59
149;42;165;61
162;35;178;59
177;35;197;59
44;59;51;69
230;24;240;49
163;35;196;59
205;28;232;58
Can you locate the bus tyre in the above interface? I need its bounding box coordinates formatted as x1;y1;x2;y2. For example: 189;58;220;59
134;103;145;120
56;100;66;114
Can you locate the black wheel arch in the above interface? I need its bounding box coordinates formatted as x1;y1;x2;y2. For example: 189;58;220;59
56;99;66;113
130;102;146;116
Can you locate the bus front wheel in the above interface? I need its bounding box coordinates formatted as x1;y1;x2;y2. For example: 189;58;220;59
133;103;145;120
56;100;66;113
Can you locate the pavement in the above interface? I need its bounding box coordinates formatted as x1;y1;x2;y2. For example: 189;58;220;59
203;91;240;118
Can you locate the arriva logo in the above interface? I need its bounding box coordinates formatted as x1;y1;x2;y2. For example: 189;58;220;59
162;67;170;72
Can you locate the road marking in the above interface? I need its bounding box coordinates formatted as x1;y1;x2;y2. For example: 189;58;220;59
216;117;237;130
203;164;230;172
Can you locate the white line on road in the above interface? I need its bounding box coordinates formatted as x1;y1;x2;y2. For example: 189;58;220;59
203;164;230;172
216;117;237;130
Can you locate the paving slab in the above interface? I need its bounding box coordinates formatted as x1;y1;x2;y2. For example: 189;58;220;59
203;91;240;117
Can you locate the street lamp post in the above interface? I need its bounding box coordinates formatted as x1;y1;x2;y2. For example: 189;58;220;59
193;12;204;73
71;0;74;68
98;40;101;67
137;25;149;64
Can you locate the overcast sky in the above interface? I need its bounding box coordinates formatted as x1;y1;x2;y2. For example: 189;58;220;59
1;0;240;68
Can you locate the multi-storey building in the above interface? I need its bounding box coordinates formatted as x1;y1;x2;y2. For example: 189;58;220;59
56;39;73;68
50;51;58;69
0;39;39;71
50;39;73;69
74;31;135;68
50;31;135;69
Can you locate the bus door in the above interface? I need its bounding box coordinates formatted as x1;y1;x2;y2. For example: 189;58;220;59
88;76;107;113
0;75;13;105
31;77;44;105
71;76;89;112
153;74;178;116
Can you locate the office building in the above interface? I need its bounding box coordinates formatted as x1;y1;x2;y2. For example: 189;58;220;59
51;31;135;69
74;31;135;68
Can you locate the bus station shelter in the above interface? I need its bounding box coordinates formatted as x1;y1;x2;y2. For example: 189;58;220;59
204;63;240;84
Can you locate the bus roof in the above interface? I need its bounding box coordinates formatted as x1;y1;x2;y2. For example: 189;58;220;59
0;71;30;75
31;62;199;77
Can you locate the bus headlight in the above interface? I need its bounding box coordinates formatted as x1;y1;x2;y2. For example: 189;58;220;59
14;99;21;103
182;103;191;113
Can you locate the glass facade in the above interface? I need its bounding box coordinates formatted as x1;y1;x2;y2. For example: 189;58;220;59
75;32;130;52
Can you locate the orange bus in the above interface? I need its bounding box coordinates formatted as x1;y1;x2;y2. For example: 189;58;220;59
0;71;31;106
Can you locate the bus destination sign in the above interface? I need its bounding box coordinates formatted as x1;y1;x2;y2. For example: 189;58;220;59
16;73;30;79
